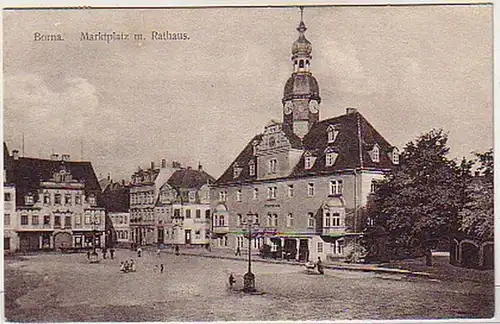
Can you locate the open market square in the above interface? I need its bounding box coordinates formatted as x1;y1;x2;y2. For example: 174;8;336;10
4;249;494;322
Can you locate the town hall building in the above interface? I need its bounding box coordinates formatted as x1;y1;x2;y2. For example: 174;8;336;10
210;13;399;262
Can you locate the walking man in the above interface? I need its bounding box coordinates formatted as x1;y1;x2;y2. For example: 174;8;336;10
160;264;164;273
110;248;115;259
317;256;324;275
229;273;236;289
175;245;180;256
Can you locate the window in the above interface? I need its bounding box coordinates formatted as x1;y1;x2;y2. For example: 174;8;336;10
75;194;81;205
253;188;259;200
392;148;400;165
333;240;344;254
287;184;294;198
188;191;196;202
224;236;228;247
299;59;304;68
305;156;313;169
54;216;61;226
43;193;50;204
4;193;11;201
54;194;62;205
332;213;341;227
253;213;260;225
196;209;201;218
325;153;337;167
329;180;343;195
174;209;181;218
65;216;71;227
325;212;331;227
287;213;293;227
307;213;315;228
185;209;191;219
218;190;227;202
64;194;72;205
268;159;277;174
273;214;278;227
237;214;243;226
370;181;377;193
266;214;272;227
218;215;225;227
21;215;29;225
32;215;39;225
371;145;380;163
205;210;211;219
327;125;339;143
44;215;50;225
25;194;34;205
267;186;277;200
88;195;96;206
249;161;256;176
307;183;315;196
4;237;10;250
317;242;323;253
195;230;201;239
236;189;242;202
84;214;91;225
4;214;10;226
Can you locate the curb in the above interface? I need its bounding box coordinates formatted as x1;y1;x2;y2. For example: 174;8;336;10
163;250;432;278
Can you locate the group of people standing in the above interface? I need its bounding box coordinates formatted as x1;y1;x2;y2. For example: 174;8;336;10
120;259;136;273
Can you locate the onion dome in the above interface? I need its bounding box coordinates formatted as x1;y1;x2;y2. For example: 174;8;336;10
292;21;312;56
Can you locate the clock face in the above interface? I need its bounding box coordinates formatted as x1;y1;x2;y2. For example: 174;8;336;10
309;100;319;113
284;101;293;114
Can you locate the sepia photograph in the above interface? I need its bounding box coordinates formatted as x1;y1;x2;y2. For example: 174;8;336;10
2;3;494;322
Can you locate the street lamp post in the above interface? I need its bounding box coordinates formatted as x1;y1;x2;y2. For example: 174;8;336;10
243;211;259;293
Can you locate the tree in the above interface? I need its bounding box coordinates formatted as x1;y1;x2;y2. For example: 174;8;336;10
459;150;494;239
366;129;466;266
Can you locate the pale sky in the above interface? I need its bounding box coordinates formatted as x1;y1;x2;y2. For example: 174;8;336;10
3;5;493;181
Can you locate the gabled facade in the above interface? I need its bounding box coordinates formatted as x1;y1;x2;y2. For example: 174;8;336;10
211;15;398;262
4;146;104;252
100;179;130;248
156;165;215;247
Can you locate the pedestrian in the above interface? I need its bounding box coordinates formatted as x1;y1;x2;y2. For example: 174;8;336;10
228;273;236;289
87;249;91;260
156;248;161;256
154;265;158;272
137;247;142;258
103;248;107;259
130;259;136;272
235;246;241;256
160;264;164;273
110;248;115;259
124;260;129;272
317;257;324;275
120;261;125;273
175;245;180;256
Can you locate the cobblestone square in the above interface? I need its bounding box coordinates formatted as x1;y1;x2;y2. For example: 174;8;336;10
4;249;494;322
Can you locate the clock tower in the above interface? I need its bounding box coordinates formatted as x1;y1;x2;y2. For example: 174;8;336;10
282;8;321;139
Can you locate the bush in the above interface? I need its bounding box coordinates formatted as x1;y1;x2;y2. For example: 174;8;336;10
344;242;367;263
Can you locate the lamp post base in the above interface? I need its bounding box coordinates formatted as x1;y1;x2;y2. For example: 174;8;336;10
243;272;256;293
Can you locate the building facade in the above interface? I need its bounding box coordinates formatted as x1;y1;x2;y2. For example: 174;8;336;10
100;178;130;248
210;16;398;262
4;148;105;252
157;166;214;247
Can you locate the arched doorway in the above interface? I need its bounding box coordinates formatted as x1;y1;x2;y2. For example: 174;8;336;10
54;232;72;249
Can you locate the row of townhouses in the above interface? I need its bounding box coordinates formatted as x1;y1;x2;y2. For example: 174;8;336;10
4;16;398;263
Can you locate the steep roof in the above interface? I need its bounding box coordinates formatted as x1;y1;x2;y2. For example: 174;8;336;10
102;181;130;213
7;156;102;207
215;111;395;185
167;167;215;189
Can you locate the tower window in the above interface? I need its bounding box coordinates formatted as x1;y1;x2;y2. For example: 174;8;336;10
371;145;380;163
299;60;304;68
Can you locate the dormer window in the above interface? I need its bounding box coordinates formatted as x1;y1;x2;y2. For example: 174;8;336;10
392;147;400;165
371;144;380;163
327;125;340;143
88;194;96;206
304;151;316;170
233;163;242;179
24;193;34;205
324;148;339;167
248;160;256;176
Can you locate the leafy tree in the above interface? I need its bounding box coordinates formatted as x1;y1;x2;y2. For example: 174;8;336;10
459;150;494;239
366;129;467;266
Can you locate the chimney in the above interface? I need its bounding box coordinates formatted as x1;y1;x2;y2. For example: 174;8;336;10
51;153;60;161
107;172;111;180
198;163;203;171
151;161;155;170
346;108;357;115
12;150;19;160
62;154;70;161
122;179;125;186
161;159;167;168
